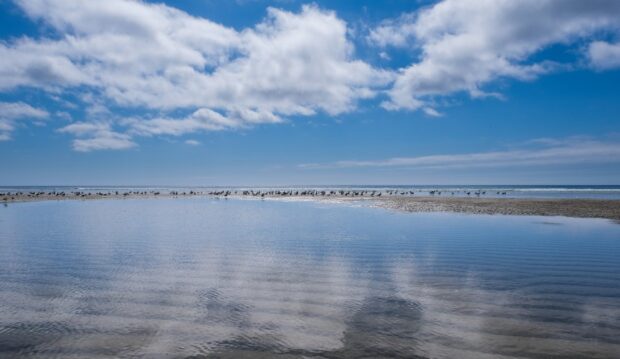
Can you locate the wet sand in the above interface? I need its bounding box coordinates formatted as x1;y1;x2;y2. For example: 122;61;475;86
2;190;620;221
373;196;620;221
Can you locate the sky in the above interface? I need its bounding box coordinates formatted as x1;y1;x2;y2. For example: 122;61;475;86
1;0;620;186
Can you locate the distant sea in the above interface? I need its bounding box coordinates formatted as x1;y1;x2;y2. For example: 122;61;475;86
2;185;620;199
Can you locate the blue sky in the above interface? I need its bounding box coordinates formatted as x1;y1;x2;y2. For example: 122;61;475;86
1;0;620;185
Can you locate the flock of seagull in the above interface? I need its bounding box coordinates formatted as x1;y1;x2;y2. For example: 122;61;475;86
1;190;161;201
201;189;509;198
1;188;509;202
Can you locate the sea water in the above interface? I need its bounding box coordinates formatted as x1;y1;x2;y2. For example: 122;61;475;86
1;198;619;358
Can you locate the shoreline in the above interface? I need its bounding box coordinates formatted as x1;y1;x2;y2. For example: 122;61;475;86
373;196;620;221
2;190;620;221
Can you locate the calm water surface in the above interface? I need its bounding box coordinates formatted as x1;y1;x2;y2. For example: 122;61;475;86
1;199;619;358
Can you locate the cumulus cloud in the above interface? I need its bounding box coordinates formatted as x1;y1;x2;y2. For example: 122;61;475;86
1;0;390;150
300;137;620;170
2;0;620;150
58;122;136;152
368;13;417;48
371;0;620;111
588;41;620;69
0;102;49;140
126;108;282;137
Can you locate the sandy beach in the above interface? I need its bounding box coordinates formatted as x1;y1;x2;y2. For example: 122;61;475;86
3;190;620;221
374;196;620;221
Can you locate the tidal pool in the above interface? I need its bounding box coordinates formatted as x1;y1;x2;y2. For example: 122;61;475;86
1;198;619;358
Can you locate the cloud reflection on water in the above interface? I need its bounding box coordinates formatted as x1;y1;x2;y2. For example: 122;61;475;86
1;199;620;358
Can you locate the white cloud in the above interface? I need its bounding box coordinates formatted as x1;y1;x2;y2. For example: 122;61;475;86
378;51;391;60
0;101;48;119
0;101;49;140
71;133;136;152
58;121;136;151
126;108;264;137
300;137;620;170
184;139;200;146
371;0;620;111
1;0;390;150
588;41;620;69
2;1;620;150
368;13;417;48
422;107;442;117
